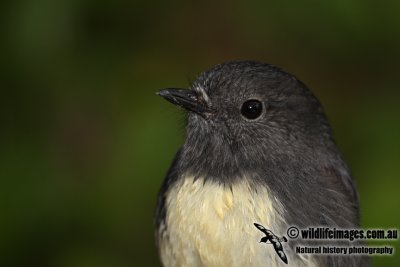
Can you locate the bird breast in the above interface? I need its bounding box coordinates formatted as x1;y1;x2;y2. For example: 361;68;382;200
158;175;315;267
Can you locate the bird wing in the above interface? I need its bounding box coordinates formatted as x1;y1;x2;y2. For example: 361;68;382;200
254;223;268;234
321;165;359;209
155;149;182;232
272;240;288;264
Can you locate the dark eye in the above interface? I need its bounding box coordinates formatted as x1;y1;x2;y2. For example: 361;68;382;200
241;99;263;119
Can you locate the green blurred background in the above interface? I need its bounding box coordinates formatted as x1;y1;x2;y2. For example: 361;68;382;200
1;1;399;266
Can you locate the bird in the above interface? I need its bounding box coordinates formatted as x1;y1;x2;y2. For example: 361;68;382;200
154;61;369;267
254;223;288;264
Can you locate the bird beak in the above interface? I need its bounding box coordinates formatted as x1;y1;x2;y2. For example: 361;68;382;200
157;88;212;117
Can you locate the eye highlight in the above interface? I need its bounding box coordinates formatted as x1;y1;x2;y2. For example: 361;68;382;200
241;99;263;119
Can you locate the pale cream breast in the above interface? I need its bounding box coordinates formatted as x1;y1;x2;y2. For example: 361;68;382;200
158;175;316;267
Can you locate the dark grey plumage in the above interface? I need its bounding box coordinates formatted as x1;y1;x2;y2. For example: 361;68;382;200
155;61;369;266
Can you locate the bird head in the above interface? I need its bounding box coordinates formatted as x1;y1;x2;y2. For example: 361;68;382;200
158;61;336;182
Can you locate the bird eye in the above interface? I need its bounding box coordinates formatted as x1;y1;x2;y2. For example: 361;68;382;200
241;100;263;120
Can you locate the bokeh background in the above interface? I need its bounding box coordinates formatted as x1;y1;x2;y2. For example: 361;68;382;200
1;1;399;266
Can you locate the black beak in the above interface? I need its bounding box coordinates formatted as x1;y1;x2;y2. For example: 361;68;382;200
157;88;212;117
